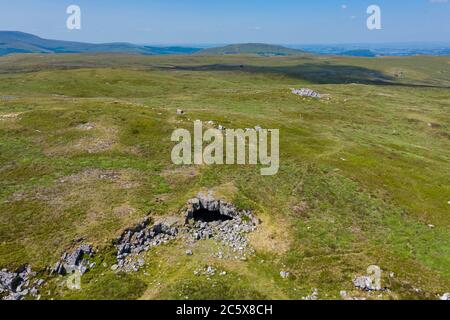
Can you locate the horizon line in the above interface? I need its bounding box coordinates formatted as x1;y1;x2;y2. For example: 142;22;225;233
2;30;450;48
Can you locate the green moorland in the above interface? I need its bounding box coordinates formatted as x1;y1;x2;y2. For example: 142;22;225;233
0;53;449;300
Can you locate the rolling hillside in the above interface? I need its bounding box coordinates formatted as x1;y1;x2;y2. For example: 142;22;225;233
0;53;449;300
0;31;201;56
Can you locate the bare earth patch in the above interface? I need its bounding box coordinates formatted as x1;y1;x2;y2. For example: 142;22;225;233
0;112;22;121
43;123;139;156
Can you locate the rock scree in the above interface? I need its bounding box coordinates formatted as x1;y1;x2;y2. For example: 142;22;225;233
113;217;178;272
185;192;259;258
112;191;260;271
0;265;44;300
52;244;95;276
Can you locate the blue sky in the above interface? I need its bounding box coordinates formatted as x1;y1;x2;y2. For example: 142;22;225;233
0;0;449;44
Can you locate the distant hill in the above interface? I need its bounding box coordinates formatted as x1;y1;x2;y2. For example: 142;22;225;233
339;49;377;57
0;31;201;56
197;43;307;56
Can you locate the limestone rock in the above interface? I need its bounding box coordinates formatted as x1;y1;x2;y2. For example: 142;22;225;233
353;276;382;291
291;88;322;98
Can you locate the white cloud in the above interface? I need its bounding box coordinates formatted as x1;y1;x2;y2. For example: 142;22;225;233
341;4;348;10
429;0;448;3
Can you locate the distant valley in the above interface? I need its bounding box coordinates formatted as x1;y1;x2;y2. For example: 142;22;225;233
1;31;450;58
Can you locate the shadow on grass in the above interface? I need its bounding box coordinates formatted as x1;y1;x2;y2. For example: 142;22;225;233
169;63;450;88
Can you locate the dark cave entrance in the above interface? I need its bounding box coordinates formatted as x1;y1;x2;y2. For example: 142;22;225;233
192;208;233;223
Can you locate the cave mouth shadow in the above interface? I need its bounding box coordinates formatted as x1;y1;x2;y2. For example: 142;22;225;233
192;208;233;223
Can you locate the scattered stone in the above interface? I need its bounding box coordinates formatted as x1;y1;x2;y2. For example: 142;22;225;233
0;113;21;120
280;271;290;279
76;123;95;130
205;266;216;276
176;109;184;115
303;288;319;300
186;250;193;256
340;290;348;298
111;265;119;271
194;266;221;277
291;88;322;98
428;224;435;229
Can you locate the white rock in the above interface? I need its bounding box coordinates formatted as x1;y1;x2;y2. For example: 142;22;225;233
291;88;322;98
353;276;381;291
440;293;450;300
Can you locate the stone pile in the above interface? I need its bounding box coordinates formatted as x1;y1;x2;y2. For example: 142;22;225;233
52;244;95;276
0;265;44;300
291;88;322;98
113;218;178;271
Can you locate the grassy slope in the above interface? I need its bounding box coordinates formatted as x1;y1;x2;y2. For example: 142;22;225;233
0;54;449;300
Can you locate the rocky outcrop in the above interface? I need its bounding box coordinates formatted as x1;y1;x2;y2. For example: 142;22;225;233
0;265;44;300
185;192;259;258
52;244;94;276
113;218;178;271
291;88;322;98
353;275;382;291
